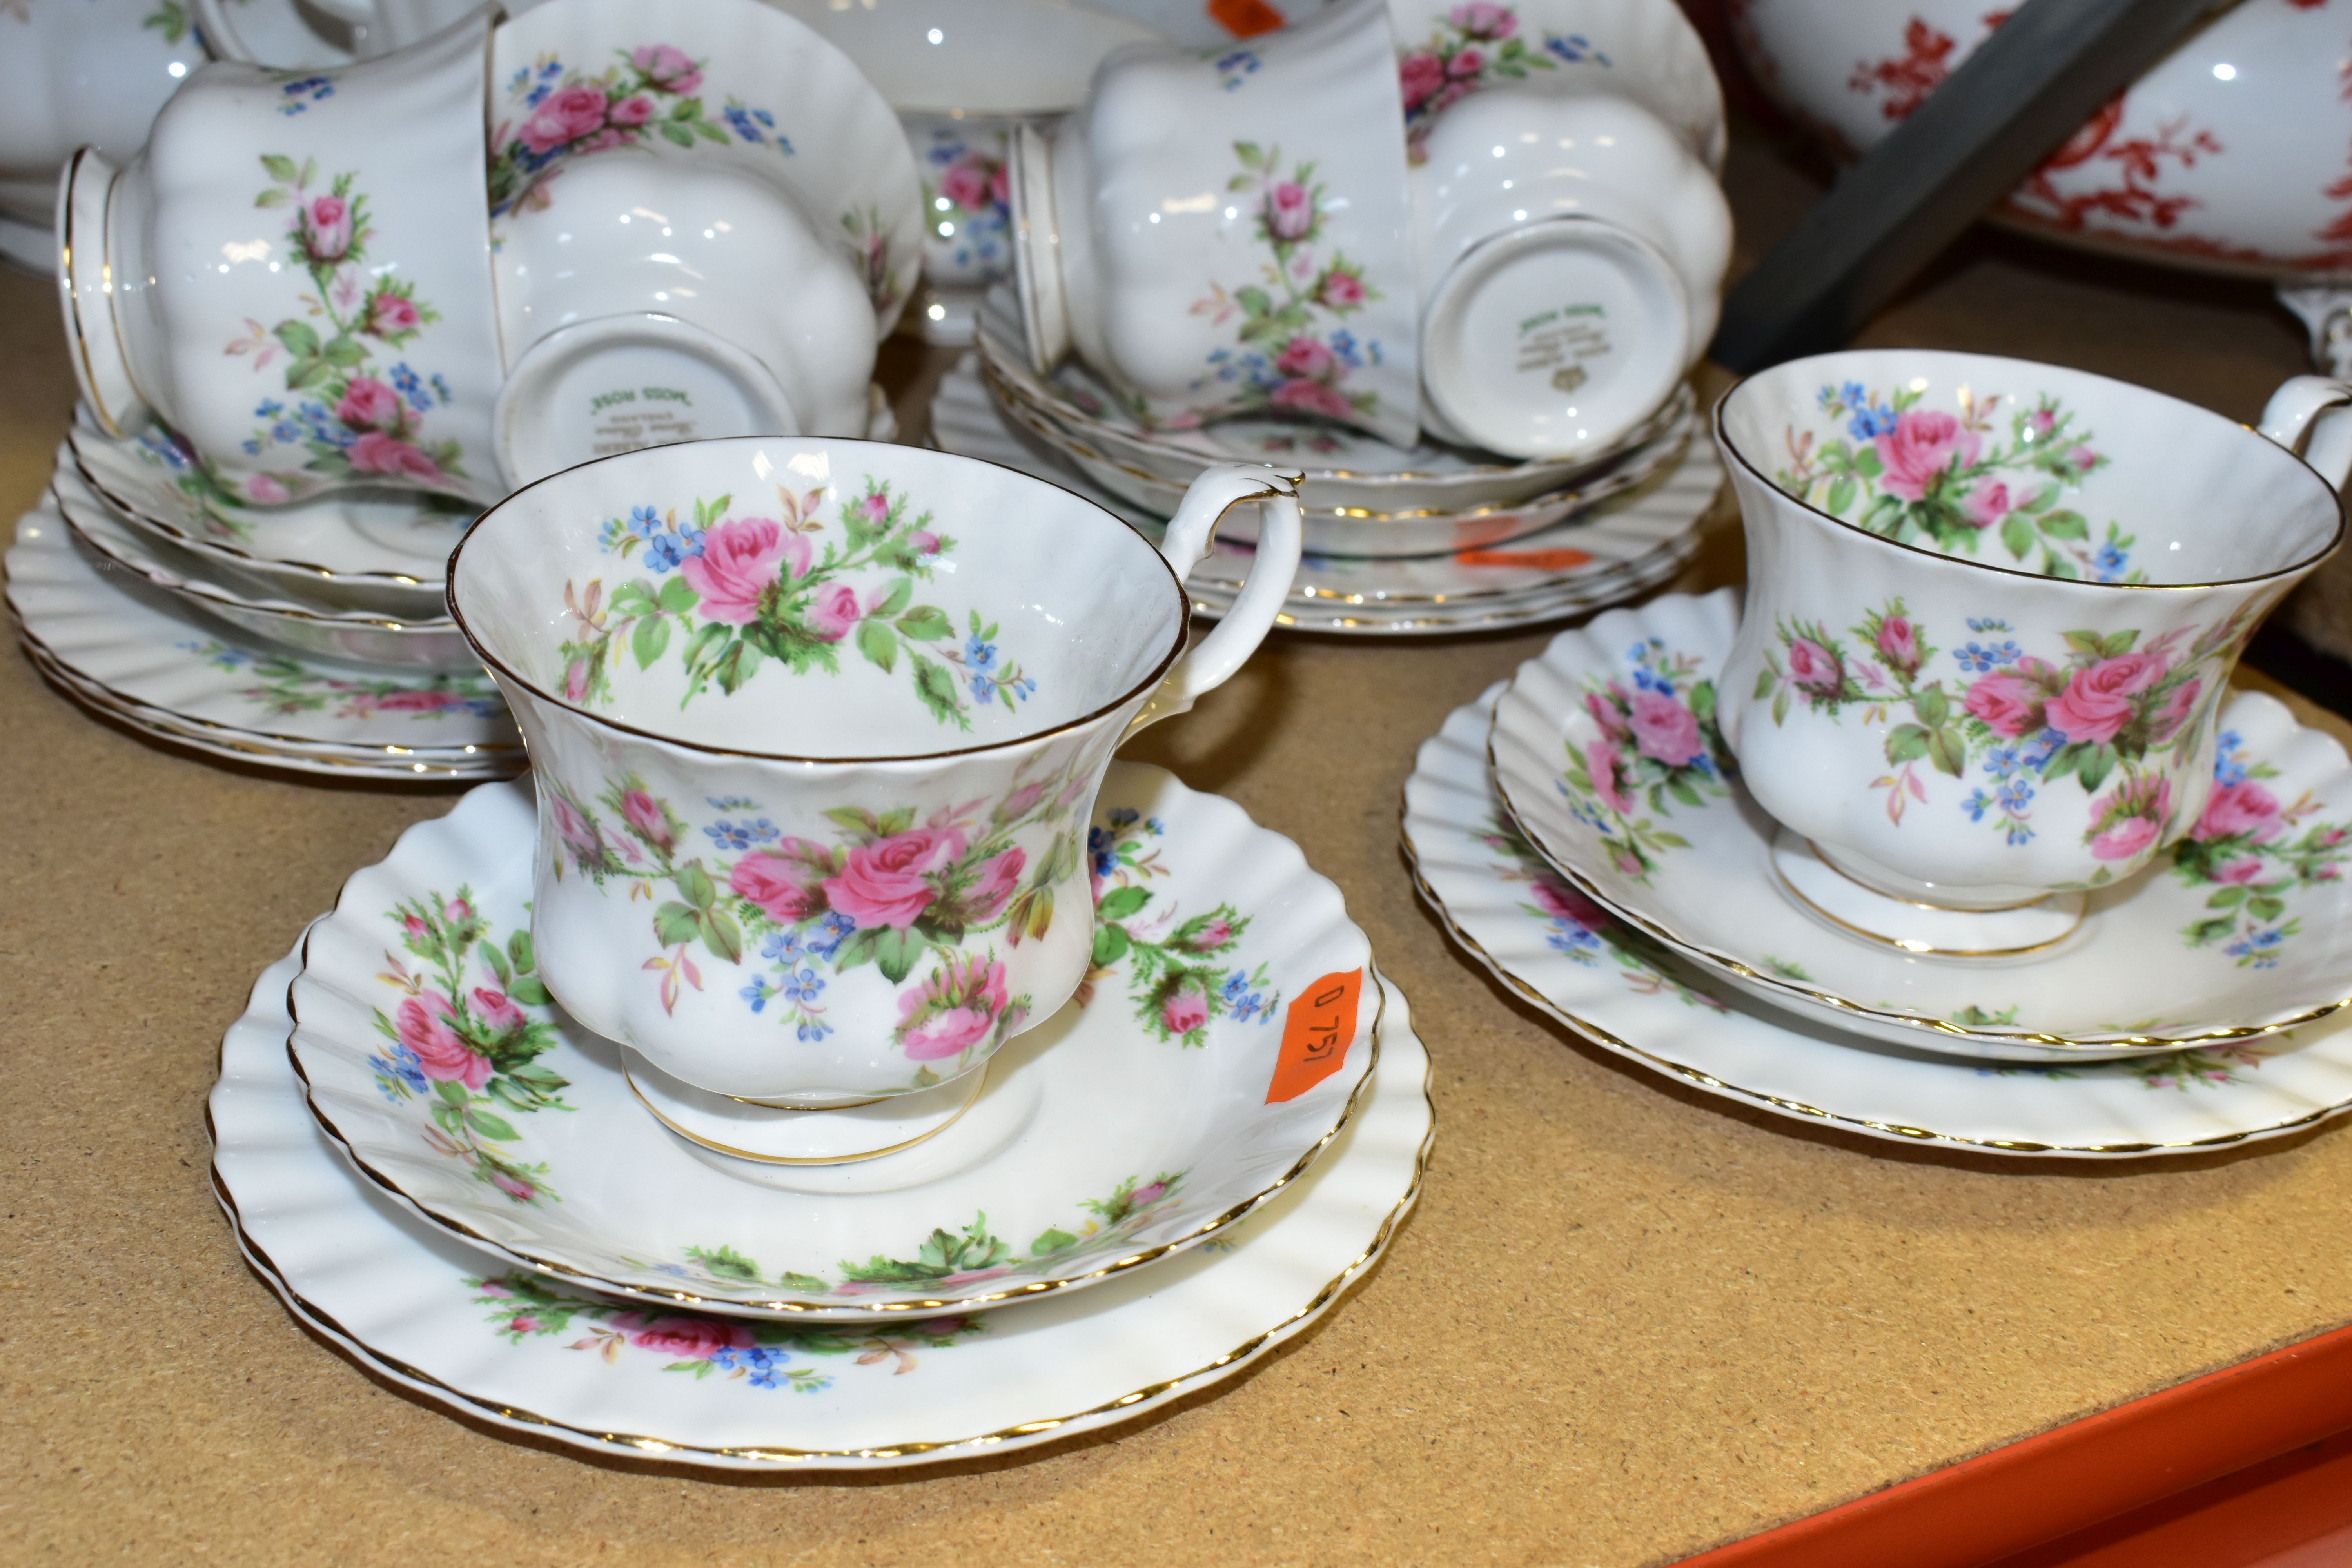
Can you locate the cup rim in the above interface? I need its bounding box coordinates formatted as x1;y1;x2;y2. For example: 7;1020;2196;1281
1713;352;2348;592
445;434;1199;765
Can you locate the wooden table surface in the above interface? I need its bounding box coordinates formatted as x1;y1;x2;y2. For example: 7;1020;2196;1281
5;128;2349;1566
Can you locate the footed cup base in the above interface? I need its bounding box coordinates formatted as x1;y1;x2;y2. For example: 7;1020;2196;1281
623;1047;989;1167
1772;830;2085;956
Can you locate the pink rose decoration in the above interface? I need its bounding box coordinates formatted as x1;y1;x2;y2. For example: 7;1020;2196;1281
898;956;1012;1060
520;84;610;154
966;848;1027;922
630;44;702;93
808;583;863;643
1274;336;1336;380
551;794;603;863
1161;989;1210;1038
1785;637;1842;692
1269;379;1356;419
1584;739;1635;815
2214;858;2267;884
397;992;491;1089
2090;814;2161;862
336;376;402;432
620;789;672;853
1963;477;2012;530
1447;46;1485;77
1264;181;1313;242
908;529;941;557
998;781;1047;822
563;659;590;702
2067;445;2099;472
244;474;290;504
366;292;421;338
490;1172;538;1202
372;689;460;712
1531;875;1607;929
1962;672;2041;738
2028;407;2058;438
1126;1179;1170;1209
302;194;352;261
1585;690;1628;736
403;914;430;942
1873;410;1980;501
1179;915;1234;953
629;1316;754;1359
2044;652;2167;744
1452;0;1515;36
1319;270;1366;309
471;987;526;1038
728;838;835;924
2194;780;2283;843
824;828;968;930
346;432;445;482
1628;689;1705;768
1875;616;1922;676
939;158;998;214
608;96;654;128
1399;52;1445;111
2151;676;2202;741
681;517;801;625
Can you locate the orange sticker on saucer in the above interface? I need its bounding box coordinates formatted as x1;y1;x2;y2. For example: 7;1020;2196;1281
1266;970;1363;1104
1209;0;1287;37
1452;547;1595;570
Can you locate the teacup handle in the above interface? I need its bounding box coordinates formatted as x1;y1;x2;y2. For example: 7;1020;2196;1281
1122;462;1304;739
2259;375;2352;495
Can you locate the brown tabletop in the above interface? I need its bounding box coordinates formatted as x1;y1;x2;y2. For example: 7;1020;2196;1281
6;131;2350;1566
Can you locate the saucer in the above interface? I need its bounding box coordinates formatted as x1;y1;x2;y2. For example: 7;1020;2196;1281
622;1047;991;1166
928;361;1717;636
67;416;466;621
1408;684;2352;1156
217;942;1432;1471
7;503;522;768
287;764;1379;1321
1487;591;2352;1056
976;289;1687;521
53;463;477;673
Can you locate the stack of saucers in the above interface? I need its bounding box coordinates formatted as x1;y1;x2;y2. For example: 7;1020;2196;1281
212;766;1432;1468
939;304;1723;637
7;424;521;780
1408;346;2352;1157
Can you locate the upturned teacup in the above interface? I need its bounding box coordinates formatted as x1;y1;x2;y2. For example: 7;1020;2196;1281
1008;0;1425;448
447;437;1303;1104
58;11;507;506
1716;350;2349;912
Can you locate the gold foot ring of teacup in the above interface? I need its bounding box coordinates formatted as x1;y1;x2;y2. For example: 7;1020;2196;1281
622;1050;991;1167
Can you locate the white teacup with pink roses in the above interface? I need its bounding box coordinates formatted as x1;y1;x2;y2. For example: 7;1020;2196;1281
59;14;508;507
1715;350;2349;944
448;435;1304;1105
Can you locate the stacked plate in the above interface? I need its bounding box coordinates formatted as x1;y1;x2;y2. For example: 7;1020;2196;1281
931;357;1722;636
213;765;1432;1468
1405;589;2352;1156
7;420;520;780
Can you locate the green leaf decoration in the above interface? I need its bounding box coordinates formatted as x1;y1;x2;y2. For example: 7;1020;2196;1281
873;579;913;618
656;574;700;613
2000;511;2036;561
1885;724;1930;764
673;862;717;909
1091;923;1131;969
273;320;320;358
509;976;554;1007
653;901;703;947
872;926;923;984
855;617;898;672
631;614;670;670
1098;885;1152;920
894;606;953;641
464;1108;519;1142
2039;509;2090;541
704;907;744;964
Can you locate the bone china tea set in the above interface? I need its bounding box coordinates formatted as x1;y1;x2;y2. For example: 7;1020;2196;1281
8;0;2352;1475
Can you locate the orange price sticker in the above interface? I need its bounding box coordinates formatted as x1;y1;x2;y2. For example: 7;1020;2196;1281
1452;546;1596;570
1266;969;1364;1104
1209;0;1288;38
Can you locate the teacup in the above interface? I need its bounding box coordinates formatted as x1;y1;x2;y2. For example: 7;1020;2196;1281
1008;0;1425;448
1715;350;2348;940
447;438;1304;1104
58;11;506;507
487;0;924;339
769;0;1165;343
192;0;484;68
1410;87;1730;461
0;0;199;254
489;156;878;486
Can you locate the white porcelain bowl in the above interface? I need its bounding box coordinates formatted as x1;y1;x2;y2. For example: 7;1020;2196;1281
490;156;877;486
1408;87;1730;461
